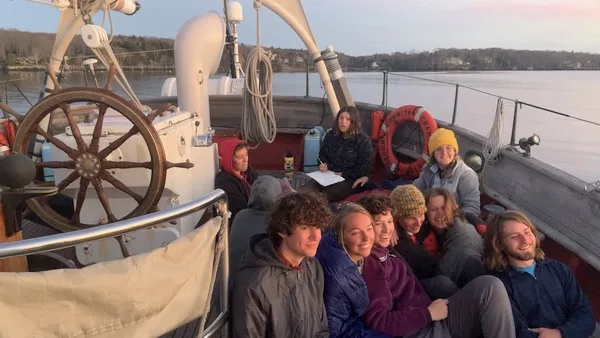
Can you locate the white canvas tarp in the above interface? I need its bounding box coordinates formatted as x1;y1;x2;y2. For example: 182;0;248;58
0;216;223;337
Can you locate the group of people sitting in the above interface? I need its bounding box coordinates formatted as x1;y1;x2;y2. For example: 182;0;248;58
215;106;597;338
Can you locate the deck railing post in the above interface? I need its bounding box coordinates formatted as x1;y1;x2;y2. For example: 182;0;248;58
381;70;388;109
305;61;310;97
510;99;520;146
451;83;459;125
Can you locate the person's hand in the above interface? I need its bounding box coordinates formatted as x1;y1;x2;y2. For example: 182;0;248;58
318;163;328;172
334;172;342;176
427;299;449;321
529;328;562;338
352;176;369;189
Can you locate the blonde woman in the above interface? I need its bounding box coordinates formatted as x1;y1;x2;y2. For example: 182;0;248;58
316;203;388;338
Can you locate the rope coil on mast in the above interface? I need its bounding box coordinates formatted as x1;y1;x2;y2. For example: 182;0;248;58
241;0;277;145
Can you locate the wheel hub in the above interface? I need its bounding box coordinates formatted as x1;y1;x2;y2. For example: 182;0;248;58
75;153;101;178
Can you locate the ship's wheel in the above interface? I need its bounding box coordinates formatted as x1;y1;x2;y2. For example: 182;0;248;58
11;66;193;234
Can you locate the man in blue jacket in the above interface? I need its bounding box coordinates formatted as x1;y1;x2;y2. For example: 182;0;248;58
484;210;596;338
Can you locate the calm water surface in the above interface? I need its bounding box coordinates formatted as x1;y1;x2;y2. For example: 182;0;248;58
1;70;599;182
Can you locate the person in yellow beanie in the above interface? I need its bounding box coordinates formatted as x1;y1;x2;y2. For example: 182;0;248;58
412;128;487;235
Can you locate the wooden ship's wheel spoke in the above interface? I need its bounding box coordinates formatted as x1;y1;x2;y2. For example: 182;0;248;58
72;178;90;224
34;127;78;159
87;103;108;155
99;170;144;203
11;66;194;237
61;103;88;153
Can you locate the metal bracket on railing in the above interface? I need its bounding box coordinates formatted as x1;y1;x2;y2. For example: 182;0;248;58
584;181;600;193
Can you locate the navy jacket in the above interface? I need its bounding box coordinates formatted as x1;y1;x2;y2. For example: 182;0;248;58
491;259;595;338
316;231;389;338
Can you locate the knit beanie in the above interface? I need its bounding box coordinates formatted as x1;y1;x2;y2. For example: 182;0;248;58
428;128;459;156
390;185;427;219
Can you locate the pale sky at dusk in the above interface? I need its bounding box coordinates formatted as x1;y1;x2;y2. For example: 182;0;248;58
1;0;599;56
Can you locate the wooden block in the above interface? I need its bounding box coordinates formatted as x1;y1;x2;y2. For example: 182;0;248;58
0;203;29;272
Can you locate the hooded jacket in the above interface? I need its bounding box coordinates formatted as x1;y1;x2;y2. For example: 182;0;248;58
362;246;433;337
316;231;389;338
231;234;329;338
435;217;483;284
215;138;257;222
229;175;283;281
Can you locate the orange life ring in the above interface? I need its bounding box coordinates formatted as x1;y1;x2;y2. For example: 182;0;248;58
377;105;438;179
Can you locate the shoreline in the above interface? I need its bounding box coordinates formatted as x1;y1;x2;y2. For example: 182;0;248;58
2;65;598;73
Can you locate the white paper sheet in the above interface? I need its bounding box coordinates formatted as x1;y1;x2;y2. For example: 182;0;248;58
306;170;345;187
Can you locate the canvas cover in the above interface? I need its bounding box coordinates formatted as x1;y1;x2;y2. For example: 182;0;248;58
0;216;223;337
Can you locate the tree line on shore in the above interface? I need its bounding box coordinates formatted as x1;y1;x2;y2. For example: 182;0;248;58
1;28;600;72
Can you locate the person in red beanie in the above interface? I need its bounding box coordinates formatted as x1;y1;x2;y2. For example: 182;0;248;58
215;139;257;222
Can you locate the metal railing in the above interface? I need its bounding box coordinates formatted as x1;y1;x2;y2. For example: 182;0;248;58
0;188;230;338
302;67;600;190
1;78;32;109
378;71;600;189
379;71;600;137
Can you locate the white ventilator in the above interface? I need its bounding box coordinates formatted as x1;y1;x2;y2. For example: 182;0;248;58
80;24;146;111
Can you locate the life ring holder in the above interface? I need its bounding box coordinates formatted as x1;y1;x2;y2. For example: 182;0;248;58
377;105;438;179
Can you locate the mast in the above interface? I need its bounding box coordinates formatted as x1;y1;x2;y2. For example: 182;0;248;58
259;0;342;115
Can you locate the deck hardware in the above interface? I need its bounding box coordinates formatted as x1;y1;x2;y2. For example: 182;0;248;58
0;154;58;237
191;134;213;147
584;181;600;193
517;134;540;157
464;149;486;174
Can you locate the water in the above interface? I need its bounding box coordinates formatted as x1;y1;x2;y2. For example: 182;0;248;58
1;70;599;183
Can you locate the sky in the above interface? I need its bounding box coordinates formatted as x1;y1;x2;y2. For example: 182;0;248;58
1;0;599;56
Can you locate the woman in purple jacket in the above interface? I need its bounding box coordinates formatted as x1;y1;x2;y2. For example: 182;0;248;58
357;195;516;338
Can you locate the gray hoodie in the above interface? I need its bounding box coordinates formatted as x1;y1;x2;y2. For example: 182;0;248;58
229;175;283;278
231;234;329;338
437;217;484;284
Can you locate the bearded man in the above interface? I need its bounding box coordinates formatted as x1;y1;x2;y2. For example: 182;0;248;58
484;210;596;338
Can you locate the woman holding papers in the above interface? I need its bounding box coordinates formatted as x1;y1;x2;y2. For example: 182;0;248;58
303;106;372;202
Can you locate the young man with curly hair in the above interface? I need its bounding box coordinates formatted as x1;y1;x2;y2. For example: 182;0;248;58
231;191;332;337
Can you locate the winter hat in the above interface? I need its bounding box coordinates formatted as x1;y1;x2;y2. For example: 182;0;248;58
428;128;459;156
390;185;427;219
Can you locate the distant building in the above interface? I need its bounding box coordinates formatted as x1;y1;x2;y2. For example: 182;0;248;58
371;61;380;69
444;57;464;66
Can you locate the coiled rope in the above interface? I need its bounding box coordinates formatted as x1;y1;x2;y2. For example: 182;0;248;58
482;97;505;168
241;0;276;144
